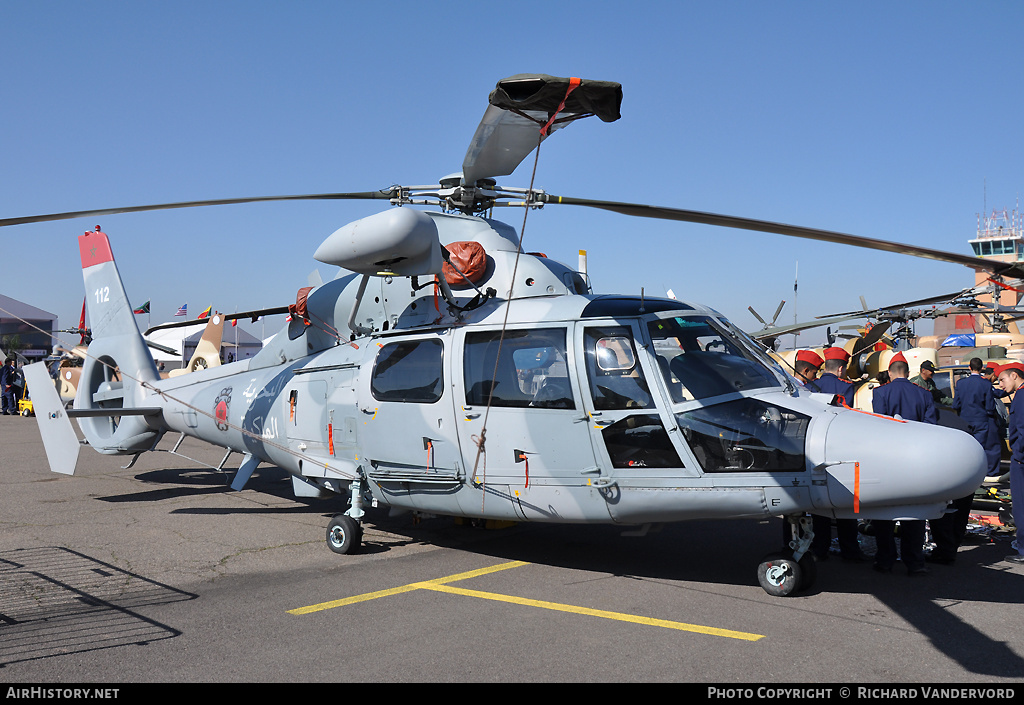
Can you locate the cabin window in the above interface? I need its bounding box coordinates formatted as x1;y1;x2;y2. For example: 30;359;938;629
371;339;443;403
464;328;574;409
583;326;653;410
601;414;683;468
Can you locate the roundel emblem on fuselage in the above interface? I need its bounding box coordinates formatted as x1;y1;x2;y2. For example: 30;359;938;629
214;387;232;431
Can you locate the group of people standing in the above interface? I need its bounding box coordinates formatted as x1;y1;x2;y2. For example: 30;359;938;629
792;347;1024;574
1;357;21;414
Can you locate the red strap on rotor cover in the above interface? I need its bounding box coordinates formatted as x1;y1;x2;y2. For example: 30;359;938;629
540;77;582;136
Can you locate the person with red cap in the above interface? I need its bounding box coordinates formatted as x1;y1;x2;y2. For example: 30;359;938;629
870;351;938;576
793;349;823;389
816;347;855;405
809;347;870;562
995;362;1024;564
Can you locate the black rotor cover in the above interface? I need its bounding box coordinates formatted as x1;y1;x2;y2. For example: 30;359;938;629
489;74;622;123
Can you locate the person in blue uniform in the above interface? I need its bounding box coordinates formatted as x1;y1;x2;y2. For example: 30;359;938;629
954;357;1003;478
782;349;824;550
0;357;17;414
793;349;823;389
810;347;869;561
995;362;1024;564
871;351;937;576
927;357;1002;564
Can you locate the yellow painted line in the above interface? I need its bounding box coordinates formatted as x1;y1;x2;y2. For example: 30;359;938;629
287;559;763;641
288;583;422;615
287;560;526;615
420;560;529;585
421;583;764;641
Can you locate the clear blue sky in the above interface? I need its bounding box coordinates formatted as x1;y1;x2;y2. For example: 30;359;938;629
3;1;1022;348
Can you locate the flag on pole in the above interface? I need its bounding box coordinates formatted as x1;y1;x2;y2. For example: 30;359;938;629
132;301;150;314
175;303;187;317
197;305;212;319
79;298;87;343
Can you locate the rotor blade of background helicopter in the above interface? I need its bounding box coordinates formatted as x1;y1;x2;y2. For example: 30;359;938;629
750;311;869;342
145;305;291;335
851;321;893;357
817;289;976;318
0;191;397;228
543;195;1016;276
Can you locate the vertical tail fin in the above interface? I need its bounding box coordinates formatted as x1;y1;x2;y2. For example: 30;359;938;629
76;228;163;453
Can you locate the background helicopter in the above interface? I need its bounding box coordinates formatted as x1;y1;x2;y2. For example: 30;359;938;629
8;73;1003;597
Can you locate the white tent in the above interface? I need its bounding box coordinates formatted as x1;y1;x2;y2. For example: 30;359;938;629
183;324;262;363
144;322;206;369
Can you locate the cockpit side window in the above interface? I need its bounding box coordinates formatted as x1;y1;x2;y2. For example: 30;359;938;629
371;339;443;403
583;326;653;410
464;328;574;409
648;316;781;402
675;398;809;472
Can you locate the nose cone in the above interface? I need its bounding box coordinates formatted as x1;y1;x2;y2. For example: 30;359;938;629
819;408;987;516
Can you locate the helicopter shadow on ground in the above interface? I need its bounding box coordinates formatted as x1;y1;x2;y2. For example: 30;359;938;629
95;463;335;512
371;510;780;587
377;511;1024;679
87;461;1024;678
818;540;1024;678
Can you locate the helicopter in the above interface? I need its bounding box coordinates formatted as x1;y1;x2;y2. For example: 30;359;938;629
11;73;1013;596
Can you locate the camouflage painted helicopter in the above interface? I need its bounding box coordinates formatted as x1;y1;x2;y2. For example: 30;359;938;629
10;74;1014;596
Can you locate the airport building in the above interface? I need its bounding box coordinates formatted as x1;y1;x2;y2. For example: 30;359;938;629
0;294;57;361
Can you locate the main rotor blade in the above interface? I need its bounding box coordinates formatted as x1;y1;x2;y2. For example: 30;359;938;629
462;74;622;185
0;191;397;228
543;195;1016;276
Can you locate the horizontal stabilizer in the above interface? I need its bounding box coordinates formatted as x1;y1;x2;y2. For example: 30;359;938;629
67;408;163;418
24;363;81;475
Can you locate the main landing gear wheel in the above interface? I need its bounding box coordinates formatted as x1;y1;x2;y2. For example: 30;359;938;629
756;551;815;597
326;514;363;555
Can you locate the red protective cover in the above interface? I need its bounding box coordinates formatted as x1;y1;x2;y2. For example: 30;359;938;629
289;286;314;320
443;241;487;287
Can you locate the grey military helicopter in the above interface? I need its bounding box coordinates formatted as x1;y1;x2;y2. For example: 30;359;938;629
10;74;1008;596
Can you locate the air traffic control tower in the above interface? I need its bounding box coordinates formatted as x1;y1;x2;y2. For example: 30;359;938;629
926;205;1024;365
969;205;1024;309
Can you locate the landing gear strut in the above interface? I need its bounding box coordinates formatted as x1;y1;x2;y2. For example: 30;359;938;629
756;515;817;596
325;477;366;555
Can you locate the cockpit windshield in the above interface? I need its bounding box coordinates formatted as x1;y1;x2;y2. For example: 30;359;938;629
648;315;783;402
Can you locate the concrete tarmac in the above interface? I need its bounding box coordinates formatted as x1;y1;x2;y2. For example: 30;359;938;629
1;413;1023;684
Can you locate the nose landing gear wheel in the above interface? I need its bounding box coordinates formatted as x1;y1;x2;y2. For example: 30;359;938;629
326;514;363;555
757;551;814;596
